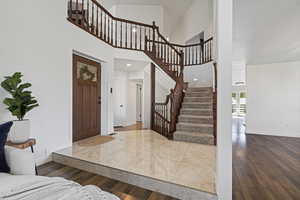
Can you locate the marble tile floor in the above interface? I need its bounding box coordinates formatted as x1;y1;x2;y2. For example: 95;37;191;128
53;130;216;199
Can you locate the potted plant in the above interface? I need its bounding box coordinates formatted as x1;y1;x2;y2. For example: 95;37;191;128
1;72;39;143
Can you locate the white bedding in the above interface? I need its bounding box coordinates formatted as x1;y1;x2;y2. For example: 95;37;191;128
0;173;119;200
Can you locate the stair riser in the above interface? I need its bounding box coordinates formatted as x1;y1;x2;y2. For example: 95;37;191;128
178;117;213;124
184;98;212;103
180;110;212;116
174;134;214;145
186;88;212;93
176;125;213;133
182;104;212;109
185;93;212;97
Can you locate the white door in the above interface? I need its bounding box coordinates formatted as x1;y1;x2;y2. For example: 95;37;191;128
113;78;126;126
136;84;142;122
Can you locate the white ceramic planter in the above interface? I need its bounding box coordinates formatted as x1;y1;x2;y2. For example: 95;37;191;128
9;120;30;143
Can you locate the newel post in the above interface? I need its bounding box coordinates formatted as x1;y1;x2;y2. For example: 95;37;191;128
200;38;204;63
145;36;148;51
180;50;184;80
150;63;156;130
169;89;175;134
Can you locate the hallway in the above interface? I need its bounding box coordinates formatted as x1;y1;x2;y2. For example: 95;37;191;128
114;122;144;132
233;118;300;200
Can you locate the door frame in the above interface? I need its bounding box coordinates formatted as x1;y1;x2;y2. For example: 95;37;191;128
136;83;143;122
72;54;101;142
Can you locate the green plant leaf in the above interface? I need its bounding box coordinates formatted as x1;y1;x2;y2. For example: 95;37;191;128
1;72;39;120
1;81;14;94
20;91;32;97
16;83;31;93
26;104;39;113
3;98;16;106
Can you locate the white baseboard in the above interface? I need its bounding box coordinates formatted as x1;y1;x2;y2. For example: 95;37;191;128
245;130;300;138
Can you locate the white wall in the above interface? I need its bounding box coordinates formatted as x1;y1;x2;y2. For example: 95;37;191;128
232;61;246;85
233;0;300;65
115;48;151;63
155;83;169;102
113;71;128;126
184;62;214;87
114;5;164;29
0;0;114;165
156;69;175;90
144;66;175;102
171;0;213;43
246;61;300;138
216;0;232;199
128;71;144;80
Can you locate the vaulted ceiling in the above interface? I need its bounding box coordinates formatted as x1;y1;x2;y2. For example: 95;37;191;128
233;0;300;65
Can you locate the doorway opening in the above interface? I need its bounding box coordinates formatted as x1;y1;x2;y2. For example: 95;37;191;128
113;58;148;131
232;91;246;117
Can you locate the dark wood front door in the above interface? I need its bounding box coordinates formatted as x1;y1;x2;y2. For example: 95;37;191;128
73;54;101;142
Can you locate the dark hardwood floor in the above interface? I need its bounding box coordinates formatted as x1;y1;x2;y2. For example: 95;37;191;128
38;162;178;200
233;117;300;200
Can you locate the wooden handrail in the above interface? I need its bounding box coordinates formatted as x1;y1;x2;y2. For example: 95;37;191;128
169;78;184;134
154;111;171;124
148;37;213;48
144;32;183;80
146;37;213;66
153;87;173;138
154;28;181;55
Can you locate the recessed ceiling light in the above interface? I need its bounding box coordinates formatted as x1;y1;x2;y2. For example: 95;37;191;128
126;63;132;67
166;37;170;41
193;78;198;81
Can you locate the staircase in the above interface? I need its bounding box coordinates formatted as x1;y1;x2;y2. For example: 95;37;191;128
66;0;216;145
174;87;215;145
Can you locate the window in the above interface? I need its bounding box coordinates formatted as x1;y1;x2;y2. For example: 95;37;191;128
77;62;97;82
232;92;246;116
239;92;246;115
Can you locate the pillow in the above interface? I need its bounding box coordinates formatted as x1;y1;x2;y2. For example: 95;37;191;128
5;146;36;175
0;121;13;173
